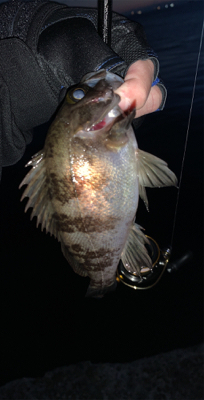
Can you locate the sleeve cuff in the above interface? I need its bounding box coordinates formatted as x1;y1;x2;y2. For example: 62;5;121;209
152;78;167;110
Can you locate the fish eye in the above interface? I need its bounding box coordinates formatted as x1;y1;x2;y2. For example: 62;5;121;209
66;85;88;104
72;88;86;100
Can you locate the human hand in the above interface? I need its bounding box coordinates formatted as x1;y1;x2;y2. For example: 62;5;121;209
115;59;162;118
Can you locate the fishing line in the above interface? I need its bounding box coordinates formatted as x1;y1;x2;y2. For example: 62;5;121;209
170;18;204;249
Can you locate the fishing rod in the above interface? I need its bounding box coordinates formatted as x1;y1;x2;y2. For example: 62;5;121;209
98;0;196;290
98;0;112;46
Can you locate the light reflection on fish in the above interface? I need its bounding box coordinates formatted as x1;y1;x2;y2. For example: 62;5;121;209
19;70;177;297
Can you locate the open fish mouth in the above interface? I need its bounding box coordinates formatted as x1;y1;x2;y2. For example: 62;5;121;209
89;107;122;132
77;69;125;135
75;102;128;140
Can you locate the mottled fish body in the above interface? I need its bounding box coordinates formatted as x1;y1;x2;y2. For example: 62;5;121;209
20;70;177;297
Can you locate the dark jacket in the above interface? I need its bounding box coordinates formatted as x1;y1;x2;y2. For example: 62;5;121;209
0;0;166;179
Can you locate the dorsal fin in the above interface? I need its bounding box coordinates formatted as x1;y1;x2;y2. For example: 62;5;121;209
19;151;60;240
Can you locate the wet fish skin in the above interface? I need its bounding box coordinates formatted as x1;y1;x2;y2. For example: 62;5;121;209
19;69;177;298
43;79;138;295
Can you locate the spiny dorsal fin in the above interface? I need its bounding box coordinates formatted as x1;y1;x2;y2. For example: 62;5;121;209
19;151;59;240
121;223;152;275
136;149;178;210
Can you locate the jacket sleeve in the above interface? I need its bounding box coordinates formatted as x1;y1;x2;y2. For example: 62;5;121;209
0;0;166;180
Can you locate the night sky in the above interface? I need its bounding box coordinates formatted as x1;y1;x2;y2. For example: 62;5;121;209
0;0;193;12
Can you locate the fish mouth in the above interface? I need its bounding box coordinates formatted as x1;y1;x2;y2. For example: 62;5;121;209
75;101;125;140
89;106;123;132
75;103;135;144
75;69;134;139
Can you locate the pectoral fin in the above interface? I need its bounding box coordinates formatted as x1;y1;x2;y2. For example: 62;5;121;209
136;149;178;210
121;223;152;276
19;151;59;240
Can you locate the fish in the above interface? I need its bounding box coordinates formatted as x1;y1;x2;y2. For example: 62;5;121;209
19;69;177;298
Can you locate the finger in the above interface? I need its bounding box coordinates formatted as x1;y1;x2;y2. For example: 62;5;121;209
115;78;150;111
115;60;154;112
135;85;162;118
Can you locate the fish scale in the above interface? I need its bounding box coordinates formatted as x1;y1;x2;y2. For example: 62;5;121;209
66;133;138;293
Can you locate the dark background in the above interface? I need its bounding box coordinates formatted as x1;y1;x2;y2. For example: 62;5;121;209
0;0;203;387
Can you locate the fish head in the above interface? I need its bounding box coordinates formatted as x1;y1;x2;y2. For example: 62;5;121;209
57;69;135;150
